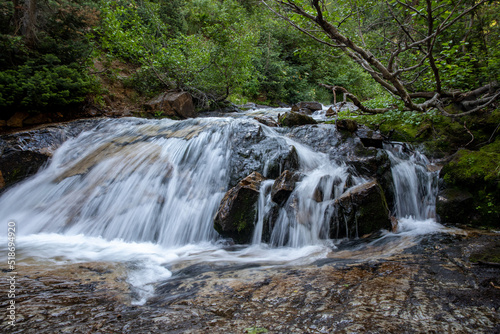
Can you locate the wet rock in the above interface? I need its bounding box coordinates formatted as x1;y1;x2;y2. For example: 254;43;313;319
278;112;317;127
271;170;301;205
312;175;343;202
329;180;391;239
229;119;300;187
357;128;384;149
144;91;196;119
0;150;50;189
291;101;322;114
6;111;29;127
436;188;474;225
0;119;100;190
336;119;358;133
214;172;267;243
254;116;278;127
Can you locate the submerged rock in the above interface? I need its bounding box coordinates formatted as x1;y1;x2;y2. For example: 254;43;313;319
278;112;317;127
329;180;391;239
214;172;267;243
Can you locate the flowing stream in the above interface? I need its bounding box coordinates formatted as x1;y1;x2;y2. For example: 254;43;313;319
0;109;443;304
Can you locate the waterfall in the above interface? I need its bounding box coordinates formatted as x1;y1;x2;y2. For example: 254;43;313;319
386;144;439;220
0;116;440;249
0;118;235;246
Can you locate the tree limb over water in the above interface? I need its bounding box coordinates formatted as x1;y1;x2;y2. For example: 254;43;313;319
262;0;500;115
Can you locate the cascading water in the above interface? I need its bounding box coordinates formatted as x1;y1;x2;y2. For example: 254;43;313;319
0;110;443;303
385;143;441;234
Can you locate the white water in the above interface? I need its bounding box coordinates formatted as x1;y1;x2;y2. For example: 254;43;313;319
0;113;443;304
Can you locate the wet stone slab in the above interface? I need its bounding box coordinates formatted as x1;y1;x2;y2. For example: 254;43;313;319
1;232;499;333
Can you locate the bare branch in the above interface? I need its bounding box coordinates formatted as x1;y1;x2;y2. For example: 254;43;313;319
261;1;345;48
319;83;392;114
438;91;500;118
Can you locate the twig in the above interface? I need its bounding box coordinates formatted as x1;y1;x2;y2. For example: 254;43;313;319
463;121;474;147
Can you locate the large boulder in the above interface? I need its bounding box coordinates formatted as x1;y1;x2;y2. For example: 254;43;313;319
144;91;196;119
278;112;317;127
214;172;267;243
291;101;322;115
436;188;474;225
271;170;301;205
329;180;391;239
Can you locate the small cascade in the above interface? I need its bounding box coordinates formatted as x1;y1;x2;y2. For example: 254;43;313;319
386;144;439;220
0;118;235;246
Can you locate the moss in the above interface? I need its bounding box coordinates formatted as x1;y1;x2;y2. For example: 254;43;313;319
441;139;500;228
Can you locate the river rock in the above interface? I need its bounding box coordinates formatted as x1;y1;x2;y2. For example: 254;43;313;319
271;170;301;205
357;128;384;148
0;119;100;190
6;111;30;127
312;175;344;202
214;172;267;243
436;188;474;225
291;101;322;114
329;180;391;239
278;112;317;127
336;119;358;132
254;116;278;127
144;91;196;119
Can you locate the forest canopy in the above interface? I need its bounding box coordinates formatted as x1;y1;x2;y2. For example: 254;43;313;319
0;0;498;115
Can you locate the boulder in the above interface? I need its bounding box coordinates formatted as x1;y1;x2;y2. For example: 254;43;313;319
336;119;358;133
436;188;474;225
0;120;6;127
278;112;317;127
7;111;30;128
254;116;278;127
214;172;267;243
271;170;301;205
144;91;196;119
329;180;391;239
291;102;322;114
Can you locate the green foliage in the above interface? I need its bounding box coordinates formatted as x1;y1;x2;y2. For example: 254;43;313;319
0;62;97;110
0;0;101;115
